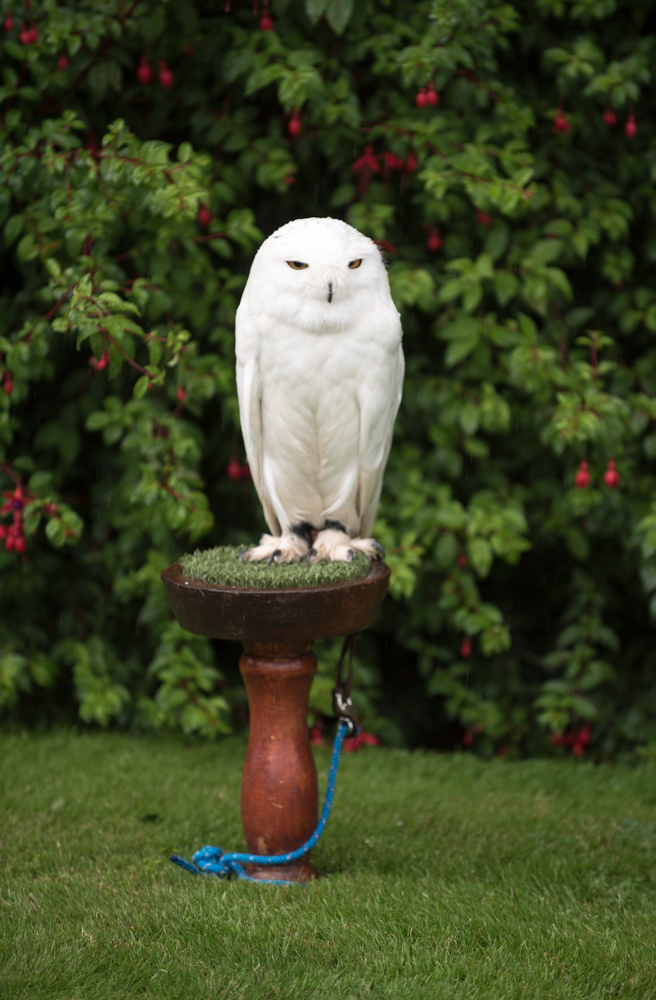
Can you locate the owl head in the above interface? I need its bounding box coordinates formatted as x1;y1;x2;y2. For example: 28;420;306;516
244;217;393;332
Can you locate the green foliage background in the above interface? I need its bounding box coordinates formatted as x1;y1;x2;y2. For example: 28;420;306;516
2;0;656;757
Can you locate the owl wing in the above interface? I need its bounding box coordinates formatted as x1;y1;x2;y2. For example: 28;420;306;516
235;303;281;536
357;325;404;538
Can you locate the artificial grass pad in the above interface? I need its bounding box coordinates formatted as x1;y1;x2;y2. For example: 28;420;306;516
2;732;656;999
179;544;370;588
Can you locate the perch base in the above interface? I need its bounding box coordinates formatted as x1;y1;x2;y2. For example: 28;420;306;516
161;560;391;885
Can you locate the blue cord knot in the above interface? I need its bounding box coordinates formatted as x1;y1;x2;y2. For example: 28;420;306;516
193;845;225;870
170;719;353;887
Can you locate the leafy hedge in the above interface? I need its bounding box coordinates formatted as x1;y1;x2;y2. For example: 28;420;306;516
2;0;656;757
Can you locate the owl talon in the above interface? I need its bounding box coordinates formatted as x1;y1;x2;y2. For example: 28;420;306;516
238;533;309;563
310;529;387;562
307;548;316;566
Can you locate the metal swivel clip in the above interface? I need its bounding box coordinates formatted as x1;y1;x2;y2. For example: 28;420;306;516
332;633;359;738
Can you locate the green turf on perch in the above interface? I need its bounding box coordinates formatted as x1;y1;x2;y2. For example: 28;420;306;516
179;545;371;589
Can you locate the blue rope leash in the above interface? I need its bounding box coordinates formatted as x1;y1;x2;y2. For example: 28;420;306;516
170;719;352;888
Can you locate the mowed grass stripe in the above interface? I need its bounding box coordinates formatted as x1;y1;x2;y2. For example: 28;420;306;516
1;731;655;999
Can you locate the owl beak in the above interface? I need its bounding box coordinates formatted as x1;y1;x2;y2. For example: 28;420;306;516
327;281;333;304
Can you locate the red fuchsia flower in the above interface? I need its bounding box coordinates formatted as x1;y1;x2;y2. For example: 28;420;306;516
374;239;398;255
462;731;474;747
159;61;174;89
343;731;380;753
575;460;590;489
572;724;590;757
603;107;617;126
4;14;14;31
197;204;212;228
260;12;274;29
137;56;152;85
551;731;575;747
352;145;380;175
426;81;439;106
625;114;637;138
227;457;242;482
381;152;405;172
426;227;442;252
352;145;380;194
57;53;68;71
551;725;590;755
90;351;108;371
476;210;492;226
553;110;570;134
1;487;26;516
457;552;468;567
288;110;301;136
20;21;37;44
3;375;13;395
460;637;472;658
309;725;324;746
1;486;28;554
604;460;620;488
176;386;186;403
405;151;418;172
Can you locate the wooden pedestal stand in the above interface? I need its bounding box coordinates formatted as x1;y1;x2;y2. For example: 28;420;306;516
162;560;390;883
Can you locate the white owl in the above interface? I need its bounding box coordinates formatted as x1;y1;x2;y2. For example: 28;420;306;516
235;217;404;564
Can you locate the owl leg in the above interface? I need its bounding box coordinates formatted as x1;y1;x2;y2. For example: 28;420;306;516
309;527;385;564
239;532;309;564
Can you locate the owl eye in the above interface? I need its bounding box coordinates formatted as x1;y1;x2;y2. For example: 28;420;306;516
287;261;309;270
348;259;362;269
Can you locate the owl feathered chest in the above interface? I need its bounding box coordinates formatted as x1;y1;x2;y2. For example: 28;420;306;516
255;313;394;401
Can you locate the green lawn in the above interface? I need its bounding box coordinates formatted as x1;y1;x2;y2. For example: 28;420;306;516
1;732;655;999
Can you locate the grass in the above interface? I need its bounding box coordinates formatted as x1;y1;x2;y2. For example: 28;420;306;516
1;732;656;999
179;545;370;588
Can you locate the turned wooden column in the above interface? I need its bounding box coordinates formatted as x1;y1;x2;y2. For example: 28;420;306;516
162;560;389;883
240;641;318;881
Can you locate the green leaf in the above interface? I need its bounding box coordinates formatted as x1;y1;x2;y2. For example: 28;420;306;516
440;318;481;366
494;270;519;307
45;518;67;548
305;0;328;24
17;233;38;262
133;376;151;399
459;401;480;436
435;532;458;569
325;0;354;34
484;224;509;261
468;538;493;578
4;214;24;246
